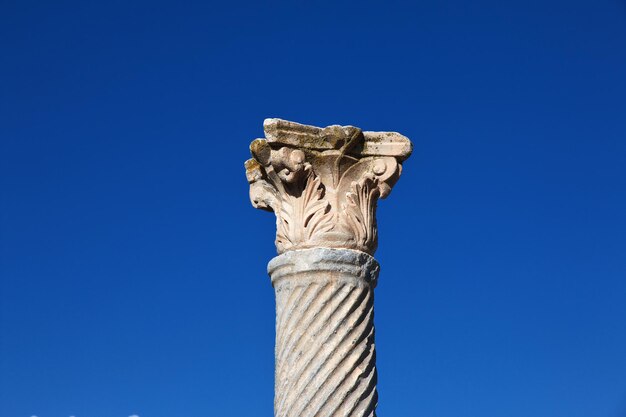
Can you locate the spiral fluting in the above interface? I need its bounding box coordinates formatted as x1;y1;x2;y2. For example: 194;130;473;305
268;248;379;417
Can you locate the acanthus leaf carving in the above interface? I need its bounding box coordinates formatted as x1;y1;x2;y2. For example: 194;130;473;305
276;165;333;253
245;119;412;255
343;175;380;252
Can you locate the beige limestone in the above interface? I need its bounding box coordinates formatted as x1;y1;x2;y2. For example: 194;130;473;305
246;119;412;417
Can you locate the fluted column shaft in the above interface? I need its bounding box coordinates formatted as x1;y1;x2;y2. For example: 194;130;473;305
268;248;380;417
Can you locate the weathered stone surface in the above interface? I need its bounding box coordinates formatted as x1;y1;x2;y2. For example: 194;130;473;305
245;119;412;417
246;118;412;255
269;248;379;417
263;118;412;159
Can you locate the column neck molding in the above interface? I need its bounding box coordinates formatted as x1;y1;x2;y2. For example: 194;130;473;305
267;247;380;288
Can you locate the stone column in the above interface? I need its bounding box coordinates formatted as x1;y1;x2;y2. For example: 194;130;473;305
245;119;412;417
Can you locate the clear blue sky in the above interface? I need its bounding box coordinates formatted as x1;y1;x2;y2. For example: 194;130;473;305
1;1;625;416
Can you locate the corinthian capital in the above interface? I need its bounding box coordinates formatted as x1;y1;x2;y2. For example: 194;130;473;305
245;118;412;255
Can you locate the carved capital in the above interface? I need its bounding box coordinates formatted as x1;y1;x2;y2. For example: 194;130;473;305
245;118;412;255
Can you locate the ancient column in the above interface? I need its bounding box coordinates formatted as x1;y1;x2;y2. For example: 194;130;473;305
245;118;412;417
